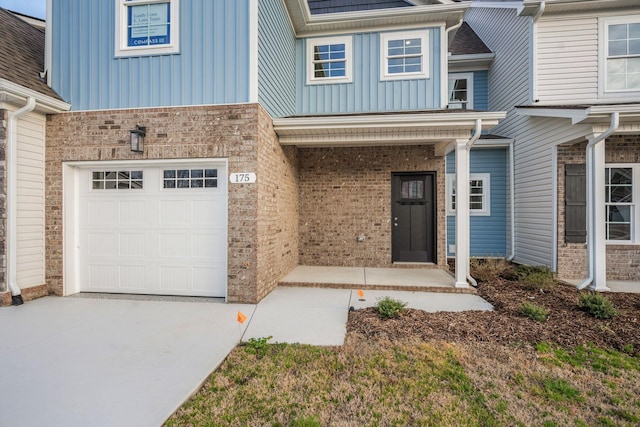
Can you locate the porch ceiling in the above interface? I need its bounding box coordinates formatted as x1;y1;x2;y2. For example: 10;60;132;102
273;110;505;147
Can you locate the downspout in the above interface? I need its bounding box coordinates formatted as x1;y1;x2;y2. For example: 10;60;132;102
6;97;37;305
507;139;516;261
530;2;545;104
443;18;463;108
466;119;482;287
578;112;619;290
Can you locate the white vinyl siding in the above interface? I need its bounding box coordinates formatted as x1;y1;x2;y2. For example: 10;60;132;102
536;17;599;104
16;112;46;289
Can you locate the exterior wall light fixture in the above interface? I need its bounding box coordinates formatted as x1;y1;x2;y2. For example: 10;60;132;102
130;125;146;152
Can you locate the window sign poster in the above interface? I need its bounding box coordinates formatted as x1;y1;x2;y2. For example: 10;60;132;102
127;2;170;47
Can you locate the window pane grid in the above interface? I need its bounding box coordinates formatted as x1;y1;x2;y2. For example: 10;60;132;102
605;167;634;241
386;37;423;75
607;22;640;91
92;170;143;190
449;177;486;212
312;43;347;78
163;168;218;189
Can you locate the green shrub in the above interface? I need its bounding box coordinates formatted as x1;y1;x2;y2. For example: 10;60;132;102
519;302;550;322
374;296;408;319
505;265;556;290
244;335;273;357
578;293;618;319
470;258;513;283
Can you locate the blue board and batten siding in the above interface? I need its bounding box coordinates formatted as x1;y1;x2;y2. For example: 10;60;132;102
258;0;296;118
473;70;488;111
446;149;508;257
296;28;442;115
51;0;251;110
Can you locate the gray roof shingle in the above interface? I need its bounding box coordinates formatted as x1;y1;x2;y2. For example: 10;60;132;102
0;7;62;101
308;0;413;15
449;22;492;55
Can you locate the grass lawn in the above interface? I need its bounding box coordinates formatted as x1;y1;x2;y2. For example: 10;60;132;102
165;336;640;426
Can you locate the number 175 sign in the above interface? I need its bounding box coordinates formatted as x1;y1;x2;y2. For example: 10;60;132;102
229;173;257;184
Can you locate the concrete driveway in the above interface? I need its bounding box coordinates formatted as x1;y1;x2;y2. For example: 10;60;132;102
0;288;492;426
0;296;254;427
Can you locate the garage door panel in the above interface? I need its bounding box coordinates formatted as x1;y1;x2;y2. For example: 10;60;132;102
76;162;228;297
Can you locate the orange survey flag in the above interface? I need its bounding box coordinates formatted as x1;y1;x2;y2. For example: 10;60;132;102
357;289;365;298
237;311;247;324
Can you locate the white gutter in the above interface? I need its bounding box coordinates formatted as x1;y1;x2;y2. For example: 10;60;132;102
6;97;37;305
507;139;516;261
443;17;463;108
578;112;619;290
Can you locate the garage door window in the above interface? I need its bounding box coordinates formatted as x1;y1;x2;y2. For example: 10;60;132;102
163;168;218;189
92;171;143;189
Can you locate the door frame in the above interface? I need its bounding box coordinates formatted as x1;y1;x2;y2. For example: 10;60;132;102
391;171;437;263
62;158;229;297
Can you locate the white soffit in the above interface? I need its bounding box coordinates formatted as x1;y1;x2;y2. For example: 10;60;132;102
273;111;506;146
517;104;640;125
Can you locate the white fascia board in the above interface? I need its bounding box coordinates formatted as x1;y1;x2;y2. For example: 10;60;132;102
520;0;638;16
472;1;523;9
448;53;495;70
0;79;71;113
273;111;506;130
474;138;514;147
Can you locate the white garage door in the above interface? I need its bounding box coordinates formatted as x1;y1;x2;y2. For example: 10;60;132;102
76;162;227;297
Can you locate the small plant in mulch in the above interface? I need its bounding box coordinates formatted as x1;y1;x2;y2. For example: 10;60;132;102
503;265;556;290
374;296;408;319
470;258;513;283
519;302;550;322
244;335;273;357
578;293;619;319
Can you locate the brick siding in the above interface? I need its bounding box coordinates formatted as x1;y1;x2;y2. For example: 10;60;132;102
557;135;640;281
297;145;447;269
46;103;297;304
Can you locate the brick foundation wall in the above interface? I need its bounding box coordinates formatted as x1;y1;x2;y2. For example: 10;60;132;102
255;107;298;301
0;110;6;294
297;145;447;268
557;136;640;281
46;104;268;303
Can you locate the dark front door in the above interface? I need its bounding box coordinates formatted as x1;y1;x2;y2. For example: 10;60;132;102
391;172;436;263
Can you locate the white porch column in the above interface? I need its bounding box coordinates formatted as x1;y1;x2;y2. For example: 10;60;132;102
591;141;609;291
455;139;470;288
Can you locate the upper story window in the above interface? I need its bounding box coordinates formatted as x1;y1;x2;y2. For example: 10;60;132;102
448;73;474;109
380;30;429;81
306;36;352;85
115;0;180;57
601;16;640;95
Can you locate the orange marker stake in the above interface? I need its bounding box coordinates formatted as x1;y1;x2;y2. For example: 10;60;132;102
357;289;365;300
237;311;247;324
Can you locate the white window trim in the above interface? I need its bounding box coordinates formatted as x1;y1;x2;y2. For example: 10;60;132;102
380;30;429;81
306;36;353;85
446;173;491;216
598;15;640;99
605;163;639;245
448;72;474;110
115;0;180;58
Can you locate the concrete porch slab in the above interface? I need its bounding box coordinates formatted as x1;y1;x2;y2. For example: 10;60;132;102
280;266;471;293
560;278;640;293
349;290;493;312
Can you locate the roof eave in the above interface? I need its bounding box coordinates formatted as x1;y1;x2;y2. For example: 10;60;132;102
284;0;470;36
0;78;70;113
448;52;495;69
519;0;639;17
516;104;640;125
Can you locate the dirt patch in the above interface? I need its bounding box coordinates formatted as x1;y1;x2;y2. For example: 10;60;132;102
348;279;640;354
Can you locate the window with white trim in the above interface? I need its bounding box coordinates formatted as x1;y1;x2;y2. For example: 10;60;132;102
306;36;352;85
448;73;474;109
605;164;639;243
446;174;490;216
115;0;180;57
601;16;640;94
380;30;429;81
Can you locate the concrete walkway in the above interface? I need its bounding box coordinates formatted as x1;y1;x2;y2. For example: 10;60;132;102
0;288;492;426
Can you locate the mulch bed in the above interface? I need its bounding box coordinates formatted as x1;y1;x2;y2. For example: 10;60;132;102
348;279;640;354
